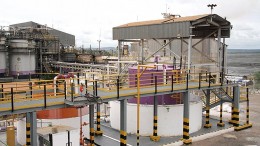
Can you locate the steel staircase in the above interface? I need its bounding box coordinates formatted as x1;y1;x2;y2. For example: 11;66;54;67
42;62;53;73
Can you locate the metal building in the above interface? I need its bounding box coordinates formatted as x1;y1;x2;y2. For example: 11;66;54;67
113;14;231;75
10;21;75;47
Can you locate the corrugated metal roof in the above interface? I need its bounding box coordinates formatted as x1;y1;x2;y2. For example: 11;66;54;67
116;14;209;28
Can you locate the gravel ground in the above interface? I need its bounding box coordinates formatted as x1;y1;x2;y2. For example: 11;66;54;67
191;93;260;146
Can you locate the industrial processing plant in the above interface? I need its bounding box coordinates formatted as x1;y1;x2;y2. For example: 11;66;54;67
0;12;253;146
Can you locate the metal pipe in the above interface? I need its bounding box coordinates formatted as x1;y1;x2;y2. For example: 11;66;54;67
171;75;174;92
11;88;14;112
246;88;249;124
29;82;33;98
67;131;70;146
64;82;67;99
155;76;157;94
117;76;120;99
85;79;88;94
141;39;144;64
199;73;201;89
1;84;3;98
137;66;140;146
187;32;192;70
186;73;189;90
71;83;74;102
208;72;211;88
44;84;47;108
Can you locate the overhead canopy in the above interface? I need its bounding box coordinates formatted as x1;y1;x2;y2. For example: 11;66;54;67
113;14;231;40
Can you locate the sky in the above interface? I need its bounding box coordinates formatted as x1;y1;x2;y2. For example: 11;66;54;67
1;0;260;49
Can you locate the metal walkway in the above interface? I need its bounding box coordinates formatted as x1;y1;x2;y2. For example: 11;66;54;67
0;78;238;116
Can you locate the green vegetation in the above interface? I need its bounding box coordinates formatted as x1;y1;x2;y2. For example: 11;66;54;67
254;71;260;89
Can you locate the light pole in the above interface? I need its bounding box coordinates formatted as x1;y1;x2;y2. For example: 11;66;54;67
207;4;217;21
97;40;101;51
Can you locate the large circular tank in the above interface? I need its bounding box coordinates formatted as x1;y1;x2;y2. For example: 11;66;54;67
109;65;202;136
9;39;36;48
9;49;36;76
17;107;89;145
110;99;202;136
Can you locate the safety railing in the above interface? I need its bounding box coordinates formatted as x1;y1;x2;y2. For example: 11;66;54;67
0;70;235;112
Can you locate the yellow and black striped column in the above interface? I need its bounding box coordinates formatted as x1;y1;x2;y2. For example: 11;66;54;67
26;120;31;146
95;103;103;136
217;100;225;127
183;91;192;144
120;130;127;146
204;89;212;128
25;112;37;146
235;88;253;130
229;103;235;124
233;86;241;130
89;105;95;146
246;88;251;126
150;95;160;141
120;99;127;146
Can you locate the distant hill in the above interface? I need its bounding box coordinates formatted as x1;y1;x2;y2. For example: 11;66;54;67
101;47;116;51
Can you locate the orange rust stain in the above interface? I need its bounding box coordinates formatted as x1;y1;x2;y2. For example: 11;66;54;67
37;107;89;119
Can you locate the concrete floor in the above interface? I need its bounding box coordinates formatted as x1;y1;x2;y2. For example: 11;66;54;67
94;118;233;146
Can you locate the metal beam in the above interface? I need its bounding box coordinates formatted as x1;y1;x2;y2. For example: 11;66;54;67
144;39;174;61
233;86;240;127
207;19;220;27
95;103;103;135
118;40;121;74
183;40;217;63
183;91;192;144
191;18;207;26
187;35;192;70
30;112;37;146
153;38;180;59
89;105;95;146
204;89;212;128
184;30;218;53
120;99;127;146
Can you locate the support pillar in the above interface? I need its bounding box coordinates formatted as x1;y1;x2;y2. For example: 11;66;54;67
89;105;95;146
0;84;3;98
150;94;160;141
183;91;192;144
187;31;192;70
217;99;225;127
204;89;212;128
235;88;253;130
141;39;144;65
95;103;103;135
217;28;222;83
26;111;37;146
118;41;121;74
233;86;240;130
120;99;127;146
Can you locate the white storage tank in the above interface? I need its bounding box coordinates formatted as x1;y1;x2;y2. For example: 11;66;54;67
9;49;36;76
0;48;6;76
110;94;202;136
9;39;36;48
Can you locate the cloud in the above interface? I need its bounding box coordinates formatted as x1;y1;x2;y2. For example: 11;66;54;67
0;0;260;49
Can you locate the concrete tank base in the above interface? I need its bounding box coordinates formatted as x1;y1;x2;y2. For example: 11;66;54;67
110;100;202;136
